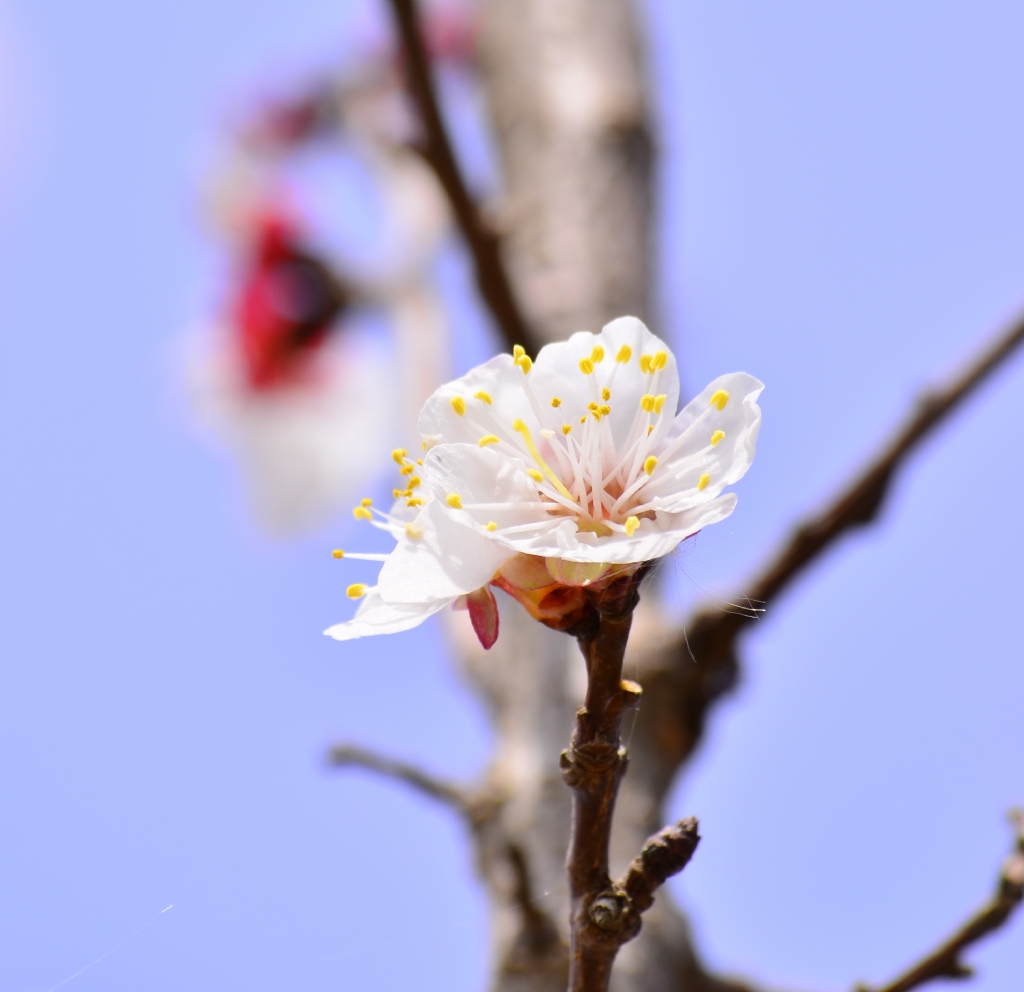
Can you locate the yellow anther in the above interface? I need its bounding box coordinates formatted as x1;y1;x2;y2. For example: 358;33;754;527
580;416;587;424
406;497;424;507
474;390;493;405
486;521;497;531
601;387;611;401
640;394;656;413
517;355;533;374
400;463;415;476
393;489;404;499
527;468;544;482
579;357;595;375
421;440;428;450
361;497;373;507
711;430;725;447
353;506;372;521
416;459;422;466
446;493;463;509
588;401;600;412
551;397;562;408
562;424;572;435
405;521;423;540
513;344;525;361
643;456;658;475
512;419;576;501
599;404;611;416
391;448;407;464
332;549;344;559
591;345;605;363
450;396;466;416
653;351;668;371
709;389;730;411
698;473;710;491
654;394;667;414
616;344;632;363
478;435;500;447
624;516;640;537
407;476;421;489
346;583;368;600
647;424;654;435
639;354;653;374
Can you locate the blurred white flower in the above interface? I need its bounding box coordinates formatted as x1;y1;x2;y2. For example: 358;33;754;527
326;316;763;647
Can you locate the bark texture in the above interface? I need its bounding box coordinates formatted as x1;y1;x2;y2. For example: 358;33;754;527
447;4;720;990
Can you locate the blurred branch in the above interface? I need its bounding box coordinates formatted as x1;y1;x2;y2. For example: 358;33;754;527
660;305;1024;761
387;0;540;356
328;742;472;816
858;809;1024;992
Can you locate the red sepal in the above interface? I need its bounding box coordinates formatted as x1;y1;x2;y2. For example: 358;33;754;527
466;586;499;650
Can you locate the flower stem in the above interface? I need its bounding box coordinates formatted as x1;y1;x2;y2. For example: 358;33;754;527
561;571;645;992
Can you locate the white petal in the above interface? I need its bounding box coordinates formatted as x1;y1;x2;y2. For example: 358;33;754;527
643;372;763;506
530;316;680;450
323;588;448;641
377;499;514;604
418;353;535;447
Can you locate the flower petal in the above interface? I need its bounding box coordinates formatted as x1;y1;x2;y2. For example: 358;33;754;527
377;499;513;604
323;588;448;640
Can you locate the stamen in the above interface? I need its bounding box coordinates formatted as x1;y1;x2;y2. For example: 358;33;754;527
512;418;576;502
698;473;710;491
478;435;500;447
711;430;725;447
333;550;390;561
640;354;653;374
361;498;372;507
346;584;368;600
405;522;423;540
540;429;555;438
601;387;611;401
332;549;344;559
654;394;667;413
653;351;668;371
647;425;654;435
709;389;730;410
513;344;525;360
641;394;656;413
624;516;640;536
474;390;493;405
527;468;544;482
391;448;407;464
400;464;415;476
406;497;424;507
599;404;611;416
562;424;572;435
616;344;632;363
644;456;658;475
485;521;497;532
451;396;466;416
353;506;372;521
579;358;595;375
392;489;404;499
551;397;562;408
446;493;463;509
517;355;533;374
580;416;587;424
591;345;605;363
407;476;421;489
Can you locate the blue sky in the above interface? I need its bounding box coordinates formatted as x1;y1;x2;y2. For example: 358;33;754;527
1;2;1022;990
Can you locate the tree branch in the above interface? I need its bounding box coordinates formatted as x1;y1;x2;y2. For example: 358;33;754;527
658;306;1024;764
559;568;703;991
386;0;540;356
328;742;472;816
858;809;1024;992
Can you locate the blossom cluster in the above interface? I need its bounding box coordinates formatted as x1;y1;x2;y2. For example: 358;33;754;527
326;317;763;647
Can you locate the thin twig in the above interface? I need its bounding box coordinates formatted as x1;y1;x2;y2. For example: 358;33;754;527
328;742;471;815
664;307;1024;761
858;809;1024;992
386;0;540;357
560;568;700;992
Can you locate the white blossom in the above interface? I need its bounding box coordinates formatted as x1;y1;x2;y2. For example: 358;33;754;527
326;316;762;646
